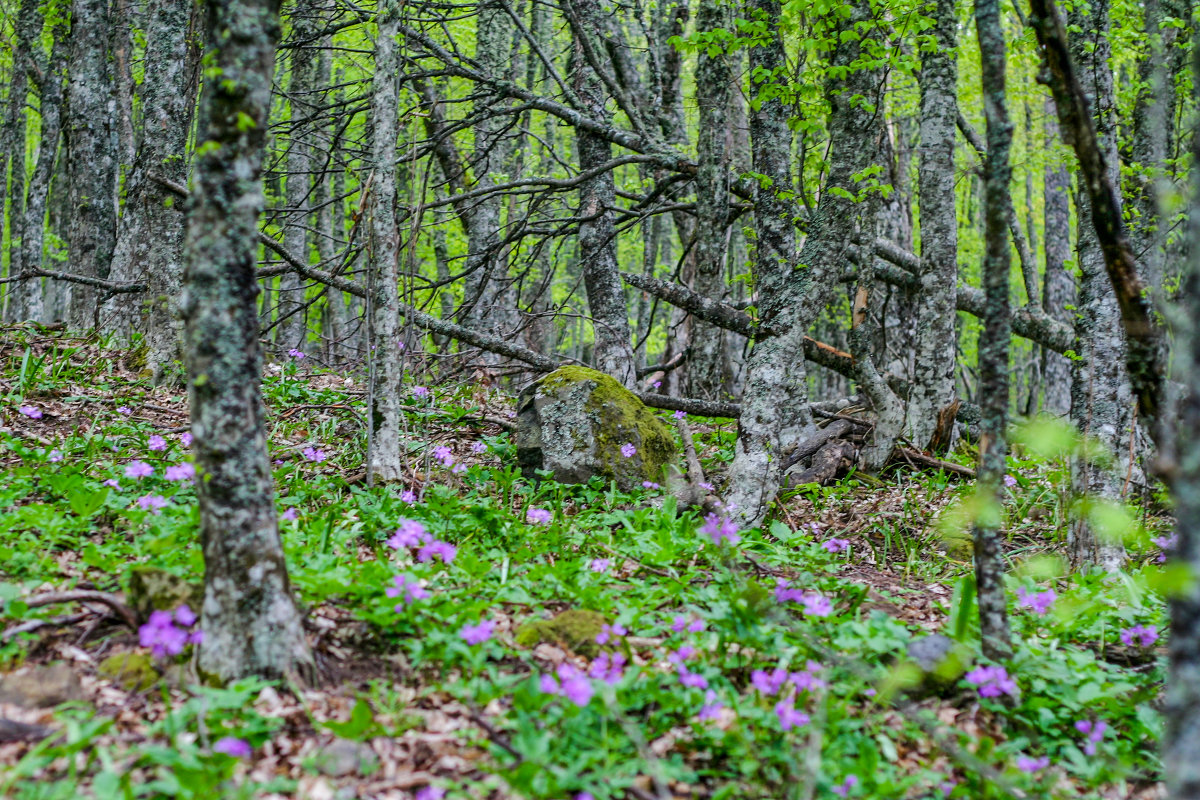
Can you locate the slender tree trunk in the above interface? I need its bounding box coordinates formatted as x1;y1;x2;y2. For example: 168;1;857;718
183;0;312;683
1065;0;1132;571
3;0;41;316
278;0;322;352
107;0;195;379
65;0;119;330
366;0;405;483
973;0;1013;661
566;0;635;387
1165;31;1200;796
1041;103;1074;417
907;0;959;452
688;0;732;399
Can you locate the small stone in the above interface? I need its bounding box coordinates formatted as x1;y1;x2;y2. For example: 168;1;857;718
312;739;379;777
907;634;956;672
0;663;84;708
98;651;159;691
901;634;969;698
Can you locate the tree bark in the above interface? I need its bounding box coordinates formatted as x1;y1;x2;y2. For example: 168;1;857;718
64;0;119;330
366;0;405;484
2;0;41;318
107;0;195;379
1040;101;1074;417
182;0;312;683
972;0;1013;661
908;0;959;452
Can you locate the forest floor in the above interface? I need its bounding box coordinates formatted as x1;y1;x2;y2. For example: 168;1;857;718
0;326;1172;799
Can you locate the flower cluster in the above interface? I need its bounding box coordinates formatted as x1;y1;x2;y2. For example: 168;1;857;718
18;405;42;419
213;736;251;758
386;574;429;609
700;513;740;546
1016;587;1057;616
1075;719;1107;754
139;605;203;658
527;507;552;525
1016;755;1050;773
964;664;1017;698
773;581;833;617
832;776;859;797
595;623;626;645
541;663;594;706
751;662;826;696
620;442;637;458
460;620;494;645
671;615;704;634
302;446;327;463
822;538;850;554
588;558;611;573
386;518;457;564
1120;624;1157;648
125;460;154;479
588;651;626;685
137;494;169;514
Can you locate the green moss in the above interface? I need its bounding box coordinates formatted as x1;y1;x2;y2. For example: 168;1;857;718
514;609;610;657
536;366;676;486
126;566;203;622
98;651;159;691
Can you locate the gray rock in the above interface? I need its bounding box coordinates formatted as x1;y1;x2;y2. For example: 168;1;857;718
0;663;84;708
516;366;677;491
906;634;956;672
902;634;969;698
126;566;203;622
313;738;379;777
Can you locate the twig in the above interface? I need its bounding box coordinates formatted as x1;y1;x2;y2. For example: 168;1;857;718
891;446;976;478
23;591;139;629
1;613;89;642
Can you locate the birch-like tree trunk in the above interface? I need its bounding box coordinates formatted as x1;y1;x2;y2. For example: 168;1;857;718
688;0;732;399
1066;0;1132;572
64;0;118;330
973;0;1013;661
107;0;194;379
1041;104;1074;417
566;0;635;387
907;0;958;452
2;0;41;315
182;0;312;683
366;0;405;483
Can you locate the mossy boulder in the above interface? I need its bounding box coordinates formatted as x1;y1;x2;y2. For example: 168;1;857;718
514;609;610;658
98;651;159;691
126;566;203;622
516;366;677;491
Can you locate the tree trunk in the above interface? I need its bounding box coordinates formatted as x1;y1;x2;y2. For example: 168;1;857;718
1065;0;1132;572
107;0;195;379
687;0;732;399
566;0;635;387
908;0;959;452
366;0;405;483
65;0;119;330
972;0;1013;662
1040;101;1074;417
2;0;41;317
182;0;312;683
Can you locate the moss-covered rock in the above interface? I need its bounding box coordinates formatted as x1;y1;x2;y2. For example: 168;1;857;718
98;651;159;691
126;566;203;622
515;366;677;490
514;609;610;658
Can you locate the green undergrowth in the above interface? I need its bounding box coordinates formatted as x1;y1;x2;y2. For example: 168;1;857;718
0;329;1173;799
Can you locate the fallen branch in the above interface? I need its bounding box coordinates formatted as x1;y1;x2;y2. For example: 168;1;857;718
891;446;976;478
23;590;140;629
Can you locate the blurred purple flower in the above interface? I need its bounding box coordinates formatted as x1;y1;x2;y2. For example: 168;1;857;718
281;508;298;521
964;664;1018;698
620;442;636;458
165;462;195;482
595;623;626;645
412;386;429;398
287;349;306;360
125;460;154;479
1016;755;1050;773
471;441;488;454
47;449;63;463
822;538;850;553
1120;624;1158;648
137;494;168;514
774;698;810;731
213;737;251;758
302;446;327;463
117;406;132;415
700;513;740;546
387;574;429;608
148;435;167;451
589;651;626;685
1016;587;1057;616
588;558;611;573
527;507;552;525
832;776;859;797
180;432;193;447
387;519;427;549
801;593;833;617
1075;719;1108;755
698;690;724;721
399;489;417;503
641;481;660;489
18;406;42;419
460;620;494;645
1004;474;1017;488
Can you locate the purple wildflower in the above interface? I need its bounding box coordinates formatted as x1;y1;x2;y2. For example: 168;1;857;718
174;605;197;627
471;441;487;454
526;507;552;525
1016;755;1050;773
414;788;444;800
180;432;193;447
137;494;168;514
589;651;627;685
1004;474;1018;488
700;513;740;546
667;644;696;666
399;489;417;503
542;663;594;707
801;592;833;617
139;610;188;657
301;446;326;463
653;381;662;390
698;690;724;722
103;478;120;489
1016;587;1057;616
125;460;154;479
678;669;708;689
589;558;611;573
773;579;806;604
832;776;859;797
460;620;494;645
595;623;627;645
774;698;810;731
433;445;454;468
281;508;298;521
18;406;42;419
751;668;790;696
698;481;714;491
412;386;430;398
287;349;305;360
964;664;1018;698
386;574;429;608
1120;624;1158;648
673;410;685;420
147;435;167;451
1075;719;1108;755
641;481;661;489
47;449;63;463
117;406;132;415
387;518;427;549
213;737;252;758
822;538;850;553
417;538;456;564
671;615;704;634
165;462;195;482
620;442;636;458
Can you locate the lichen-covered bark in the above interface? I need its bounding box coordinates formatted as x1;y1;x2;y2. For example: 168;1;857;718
687;0;732;399
65;0;118;330
2;0;41;314
1165;35;1200;794
566;0;635;388
278;0;323;352
1040;103;1074;417
11;24;70;323
727;1;878;526
908;0;958;451
181;0;312;683
366;0;405;483
972;0;1013;661
1064;0;1131;572
106;0;194;378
